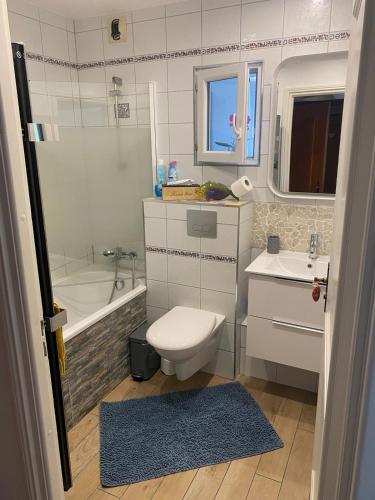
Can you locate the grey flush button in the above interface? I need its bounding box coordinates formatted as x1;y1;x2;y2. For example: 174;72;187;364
187;210;217;238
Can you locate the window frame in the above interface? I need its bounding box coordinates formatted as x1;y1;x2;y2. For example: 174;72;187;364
194;61;262;166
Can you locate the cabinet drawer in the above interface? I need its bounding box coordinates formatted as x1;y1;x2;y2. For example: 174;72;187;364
248;275;325;330
246;315;323;373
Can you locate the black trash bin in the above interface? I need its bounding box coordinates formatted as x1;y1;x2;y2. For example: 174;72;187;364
129;322;160;381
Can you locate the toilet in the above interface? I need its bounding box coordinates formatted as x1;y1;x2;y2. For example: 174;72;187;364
146;306;225;381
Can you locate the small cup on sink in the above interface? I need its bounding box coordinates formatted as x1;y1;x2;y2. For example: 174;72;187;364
267;235;280;254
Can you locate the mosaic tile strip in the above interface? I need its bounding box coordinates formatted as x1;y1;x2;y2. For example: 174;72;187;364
26;31;350;70
62;292;146;429
252;202;334;255
145;245;237;263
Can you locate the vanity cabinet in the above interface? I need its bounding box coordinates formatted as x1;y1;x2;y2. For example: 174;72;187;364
247;275;325;373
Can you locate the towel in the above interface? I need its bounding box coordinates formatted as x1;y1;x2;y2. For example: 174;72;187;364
53;301;66;375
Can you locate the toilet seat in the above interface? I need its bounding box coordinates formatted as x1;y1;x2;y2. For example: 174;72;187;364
146;306;217;351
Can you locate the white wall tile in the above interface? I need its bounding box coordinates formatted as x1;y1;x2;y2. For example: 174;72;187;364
201;289;236;323
133;6;166;23
144;200;166;218
239;219;252;253
167;0;202;17
103;25;134;60
284;0;331;37
203;0;240;10
241;0;284;43
41;23;69;61
67;31;77;63
167;254;201;287
156;123;170;154
201;260;236;293
7;0;39;19
203;348;234;378
147;305;168;324
167;219;201;251
147;279;169;307
49;96;75;127
44;64;72;97
76;30;104;63
218;323;235;352
26;60;46;94
202;206;239;225
282;41;328;60
202;6;241;46
74;17;102;32
8;13;42;53
169;123;194;154
135;60;168;92
144;217;167;247
203;165;239;185
201;223;238;257
330;0;353;32
166;202;199;220
166;12;201;51
39;10;67;30
168;91;194;123
156;92;169;123
80;98;108;127
146;251;168;281
328;39;350;53
168;283;201;309
167;55;202;91
136;93;151;125
78;68;107;98
202;51;240;65
133;19;166;55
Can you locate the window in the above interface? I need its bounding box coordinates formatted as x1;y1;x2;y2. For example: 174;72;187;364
194;62;262;166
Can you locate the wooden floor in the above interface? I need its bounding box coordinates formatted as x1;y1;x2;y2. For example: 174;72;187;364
65;371;317;500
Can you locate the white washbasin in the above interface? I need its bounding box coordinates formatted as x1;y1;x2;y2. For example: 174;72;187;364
245;250;329;282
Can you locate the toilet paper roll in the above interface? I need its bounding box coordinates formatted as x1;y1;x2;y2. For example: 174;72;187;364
231;176;253;199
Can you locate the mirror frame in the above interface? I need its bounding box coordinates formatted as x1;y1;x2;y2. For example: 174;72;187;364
268;53;348;201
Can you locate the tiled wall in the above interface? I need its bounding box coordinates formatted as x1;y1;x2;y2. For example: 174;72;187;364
7;0;153;279
66;0;351;203
62;292;146;428
143;198;253;378
253;203;334;255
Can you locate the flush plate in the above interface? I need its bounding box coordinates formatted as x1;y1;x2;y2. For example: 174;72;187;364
187;210;217;238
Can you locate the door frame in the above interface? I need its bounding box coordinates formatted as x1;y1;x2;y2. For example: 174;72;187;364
0;1;63;498
319;0;375;497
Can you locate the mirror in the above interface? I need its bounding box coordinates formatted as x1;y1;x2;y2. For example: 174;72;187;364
269;52;348;199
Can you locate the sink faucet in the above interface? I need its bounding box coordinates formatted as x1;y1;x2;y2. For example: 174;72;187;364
309;233;319;260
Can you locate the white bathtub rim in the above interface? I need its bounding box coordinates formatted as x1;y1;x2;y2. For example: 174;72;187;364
63;282;146;343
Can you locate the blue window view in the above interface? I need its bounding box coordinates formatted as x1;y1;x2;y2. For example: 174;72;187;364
207;77;238;152
247;69;258;159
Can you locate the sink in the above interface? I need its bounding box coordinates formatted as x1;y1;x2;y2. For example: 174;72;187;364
245;250;329;282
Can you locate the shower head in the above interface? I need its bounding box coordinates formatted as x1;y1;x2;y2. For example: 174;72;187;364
112;76;123;87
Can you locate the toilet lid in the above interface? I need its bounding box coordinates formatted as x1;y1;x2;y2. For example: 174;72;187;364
146;306;216;351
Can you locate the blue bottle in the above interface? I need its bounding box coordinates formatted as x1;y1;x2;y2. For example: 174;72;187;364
154;159;165;197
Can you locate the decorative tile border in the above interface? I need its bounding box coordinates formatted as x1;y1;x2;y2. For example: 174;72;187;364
26;31;350;70
146;245;237;263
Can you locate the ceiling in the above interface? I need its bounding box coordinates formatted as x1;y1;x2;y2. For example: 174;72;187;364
25;0;188;19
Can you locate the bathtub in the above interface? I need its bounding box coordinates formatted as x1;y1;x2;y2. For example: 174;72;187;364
53;265;146;342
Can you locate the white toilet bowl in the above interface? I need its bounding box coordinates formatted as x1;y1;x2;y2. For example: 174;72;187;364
146;306;225;381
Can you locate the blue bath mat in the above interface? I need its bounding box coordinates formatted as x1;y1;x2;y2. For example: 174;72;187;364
99;381;283;486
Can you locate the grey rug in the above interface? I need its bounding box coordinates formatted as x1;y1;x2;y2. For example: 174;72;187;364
99;381;283;486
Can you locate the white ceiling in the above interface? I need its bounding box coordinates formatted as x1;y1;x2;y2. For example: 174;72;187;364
26;0;187;19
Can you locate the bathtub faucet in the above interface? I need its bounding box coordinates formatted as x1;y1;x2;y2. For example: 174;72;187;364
103;247;137;260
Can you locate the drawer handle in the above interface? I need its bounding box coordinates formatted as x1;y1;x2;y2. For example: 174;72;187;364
272;319;323;334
